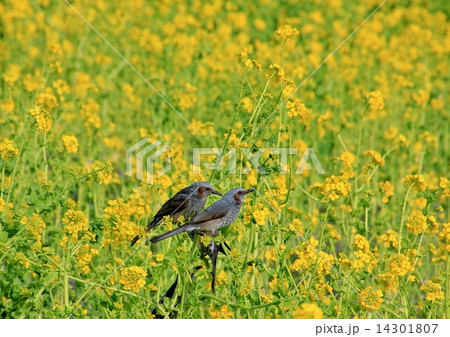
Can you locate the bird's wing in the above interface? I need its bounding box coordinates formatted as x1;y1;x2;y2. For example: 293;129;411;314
153;191;191;218
187;202;229;225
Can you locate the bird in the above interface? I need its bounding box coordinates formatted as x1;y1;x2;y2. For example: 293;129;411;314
130;181;222;246
150;187;255;244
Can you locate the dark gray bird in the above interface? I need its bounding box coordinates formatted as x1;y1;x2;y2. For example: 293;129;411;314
130;181;222;246
150;187;255;243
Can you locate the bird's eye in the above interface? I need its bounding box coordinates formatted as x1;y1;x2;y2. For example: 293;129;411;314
238;191;242;194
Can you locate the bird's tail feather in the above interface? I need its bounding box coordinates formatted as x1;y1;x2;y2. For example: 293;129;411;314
150;224;195;243
130;235;140;246
145;217;162;232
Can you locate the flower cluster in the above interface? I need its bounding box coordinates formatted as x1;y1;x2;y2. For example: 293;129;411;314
359;286;384;311
62;210;89;242
0;138;19;160
119;266;147;292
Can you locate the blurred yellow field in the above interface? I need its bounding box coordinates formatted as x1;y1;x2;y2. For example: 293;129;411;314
0;0;449;319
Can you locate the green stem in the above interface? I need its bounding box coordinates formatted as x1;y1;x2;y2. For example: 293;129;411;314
446;258;450;318
398;186;412;254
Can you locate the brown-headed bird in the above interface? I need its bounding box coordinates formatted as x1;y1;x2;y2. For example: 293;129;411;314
150;188;255;243
130;182;222;246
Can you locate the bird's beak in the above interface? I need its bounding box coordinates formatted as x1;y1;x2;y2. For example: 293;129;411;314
212;190;223;196
244;188;256;194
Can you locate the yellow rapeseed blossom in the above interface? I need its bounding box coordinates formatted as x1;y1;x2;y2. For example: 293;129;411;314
379;230;399;249
76;244;99;274
28;105;52;133
286;98;311;120
0;138;19;160
35;89;58;111
291;219;304;235
62;210;89;240
310;175;351;201
406;211;427;234
352;234;377;273
24;213;46;250
88;161;113;184
119;266;147;292
366;90;385;111
440;177;450;197
253;208;268;225
275;25;299;40
3;64;21;85
379;181;394;203
338;151;356;179
388;253;413;276
265;248;277;262
420;281;444;303
0;97;15;114
432;223;450;262
61;135;79;153
359;286;383;311
293;303;323;319
402;175;427;192
364;150;385;166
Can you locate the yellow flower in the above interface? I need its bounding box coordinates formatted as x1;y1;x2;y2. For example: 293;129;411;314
216;270;228;285
412;89;429;106
286;98;311;120
88;161;113;185
379;181;394;203
35;88;58;111
338;151;356;167
426;216;439;234
62;210;88;240
275;25;299;40
220;305;233;319
293;303;323;319
420;281;444;303
28;105;52;133
406;212;427;234
290;219;304;235
359;286;384;311
268;63;285;83
252;209;267;225
379;230;398;249
254;18;266;31
23;73;40;92
388;253;413;276
402;175;427;192
265;248;277;262
0;138;19;160
76;244;99;274
364;150;385;166
440;177;450;197
61;135;79;153
241;97;254;113
3;64;21;85
311;175;351;201
119;266;147;292
366;90;385;111
0;97;15;114
338;151;356;179
25;213;46;246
